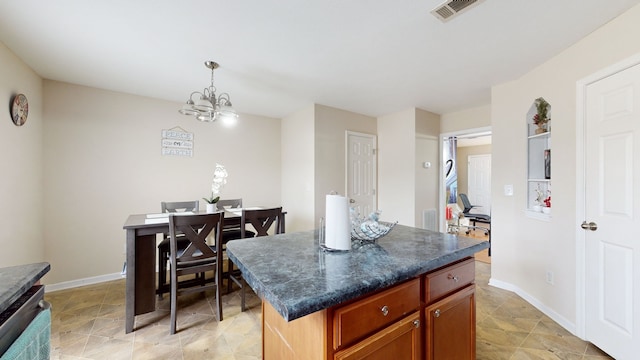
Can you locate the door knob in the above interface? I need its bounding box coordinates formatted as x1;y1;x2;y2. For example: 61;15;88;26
581;221;598;231
349;198;356;203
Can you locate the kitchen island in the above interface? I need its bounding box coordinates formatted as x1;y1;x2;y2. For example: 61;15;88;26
226;225;489;359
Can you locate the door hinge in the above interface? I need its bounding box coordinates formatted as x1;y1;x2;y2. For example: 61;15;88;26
372;189;376;195
373;149;376;155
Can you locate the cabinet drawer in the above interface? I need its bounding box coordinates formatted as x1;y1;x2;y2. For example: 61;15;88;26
424;257;474;304
333;278;420;350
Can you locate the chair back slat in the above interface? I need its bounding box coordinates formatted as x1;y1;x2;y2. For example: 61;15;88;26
169;213;222;269
241;207;284;237
216;198;243;210
162;200;199;213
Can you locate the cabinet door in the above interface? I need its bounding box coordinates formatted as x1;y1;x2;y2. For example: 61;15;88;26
424;284;475;360
334;312;421;360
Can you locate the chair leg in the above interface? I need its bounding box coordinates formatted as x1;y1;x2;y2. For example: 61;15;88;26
170;267;178;335
227;260;233;294
158;249;166;299
240;277;246;312
215;269;223;321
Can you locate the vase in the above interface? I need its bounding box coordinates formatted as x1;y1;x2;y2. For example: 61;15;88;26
206;203;216;213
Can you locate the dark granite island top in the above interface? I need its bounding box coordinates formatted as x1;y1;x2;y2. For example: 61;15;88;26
0;262;50;315
226;225;489;322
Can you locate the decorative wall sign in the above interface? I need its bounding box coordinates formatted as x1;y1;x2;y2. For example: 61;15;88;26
161;126;193;157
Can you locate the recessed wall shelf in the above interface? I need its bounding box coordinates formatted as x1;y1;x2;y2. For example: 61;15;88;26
526;98;551;219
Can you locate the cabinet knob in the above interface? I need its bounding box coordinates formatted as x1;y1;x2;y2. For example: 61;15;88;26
447;274;459;282
413;319;420;328
434;309;441;318
381;305;389;316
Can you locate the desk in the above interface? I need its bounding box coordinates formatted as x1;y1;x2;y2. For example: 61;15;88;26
122;208;284;333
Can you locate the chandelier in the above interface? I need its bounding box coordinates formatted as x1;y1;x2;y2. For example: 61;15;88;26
179;61;238;122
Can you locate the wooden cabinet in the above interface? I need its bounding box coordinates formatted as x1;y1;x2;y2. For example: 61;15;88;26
262;257;476;360
424;285;476;360
334;312;421;360
333;279;420;350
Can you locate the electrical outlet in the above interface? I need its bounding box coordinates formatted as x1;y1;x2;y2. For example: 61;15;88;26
546;271;554;285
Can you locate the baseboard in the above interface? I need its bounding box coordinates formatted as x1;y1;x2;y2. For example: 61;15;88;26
488;277;577;336
44;272;124;293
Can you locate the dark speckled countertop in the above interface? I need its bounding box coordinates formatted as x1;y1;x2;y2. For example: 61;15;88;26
0;262;50;315
226;225;489;322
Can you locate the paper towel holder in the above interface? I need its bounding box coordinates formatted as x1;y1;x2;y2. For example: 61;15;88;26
318;217;350;253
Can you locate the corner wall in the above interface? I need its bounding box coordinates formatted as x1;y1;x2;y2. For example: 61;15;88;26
42;80;281;284
0;41;44;267
491;3;640;329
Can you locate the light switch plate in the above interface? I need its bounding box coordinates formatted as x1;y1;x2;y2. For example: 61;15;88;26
504;184;514;196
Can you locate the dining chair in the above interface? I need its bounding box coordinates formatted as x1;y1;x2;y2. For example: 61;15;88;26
157;200;199;299
216;198;243;210
228;207;284;311
215;198;255;290
168;212;224;334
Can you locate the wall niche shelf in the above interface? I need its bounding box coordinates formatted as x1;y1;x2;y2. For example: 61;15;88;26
526;98;551;220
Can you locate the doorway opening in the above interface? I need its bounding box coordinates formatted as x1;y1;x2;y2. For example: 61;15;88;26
439;127;492;233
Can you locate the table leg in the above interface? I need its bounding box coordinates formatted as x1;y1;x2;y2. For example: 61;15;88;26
125;231;157;333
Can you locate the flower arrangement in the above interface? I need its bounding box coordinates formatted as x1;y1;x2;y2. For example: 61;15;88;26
533;97;550;130
203;163;228;204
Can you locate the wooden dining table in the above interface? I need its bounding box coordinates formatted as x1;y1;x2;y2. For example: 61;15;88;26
122;208;284;333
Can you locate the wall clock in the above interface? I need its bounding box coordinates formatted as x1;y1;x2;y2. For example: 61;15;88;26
11;93;28;126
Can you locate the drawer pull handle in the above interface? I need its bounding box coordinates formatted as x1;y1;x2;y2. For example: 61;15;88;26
434;309;441;318
448;274;459;282
413;319;420;328
381;305;389;316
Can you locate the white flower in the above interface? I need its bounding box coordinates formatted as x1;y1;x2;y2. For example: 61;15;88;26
211;163;228;195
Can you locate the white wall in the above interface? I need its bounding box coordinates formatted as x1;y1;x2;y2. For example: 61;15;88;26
42;80;281;284
491;3;640;329
0;41;44;268
281;105;315;232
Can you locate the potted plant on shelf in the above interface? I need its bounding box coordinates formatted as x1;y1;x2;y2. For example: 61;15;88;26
203;163;228;213
533;97;550;134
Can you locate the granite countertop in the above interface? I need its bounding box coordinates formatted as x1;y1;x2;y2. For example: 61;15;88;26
0;262;50;315
226;225;489;322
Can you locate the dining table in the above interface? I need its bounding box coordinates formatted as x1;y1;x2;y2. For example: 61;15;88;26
122;207;284;333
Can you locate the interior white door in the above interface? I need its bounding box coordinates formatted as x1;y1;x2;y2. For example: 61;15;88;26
346;131;377;218
467;154;491;214
584;62;640;359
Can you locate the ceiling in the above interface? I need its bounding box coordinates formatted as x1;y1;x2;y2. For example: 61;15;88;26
1;0;639;119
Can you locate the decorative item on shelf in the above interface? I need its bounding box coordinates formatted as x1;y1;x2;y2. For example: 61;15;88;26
350;209;397;242
544;149;551;179
533;185;546;212
533;97;550;134
179;61;238;124
202;163;228;212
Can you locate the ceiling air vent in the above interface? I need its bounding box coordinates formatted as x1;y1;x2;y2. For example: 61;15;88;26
431;0;485;22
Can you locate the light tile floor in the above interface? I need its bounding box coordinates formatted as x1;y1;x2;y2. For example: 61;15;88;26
46;261;613;359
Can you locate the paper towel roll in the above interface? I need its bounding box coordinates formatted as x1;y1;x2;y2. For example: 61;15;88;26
325;194;351;250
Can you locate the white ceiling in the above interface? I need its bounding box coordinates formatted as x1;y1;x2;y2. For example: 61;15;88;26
1;0;639;119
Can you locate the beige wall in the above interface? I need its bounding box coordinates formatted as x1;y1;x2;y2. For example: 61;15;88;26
415;109;440;228
0;42;45;268
441;105;491;133
281;105;315;232
42;81;281;284
491;3;640;329
314;104;377;225
377;109;416;226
